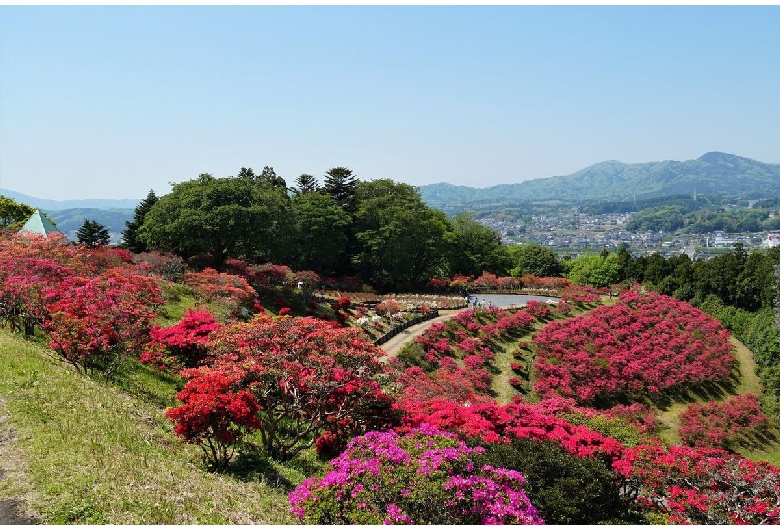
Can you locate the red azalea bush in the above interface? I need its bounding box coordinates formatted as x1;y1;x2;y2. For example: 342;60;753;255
613;442;780;524
167;314;397;461
533;290;735;406
397;398;625;461
132;251;186;281
248;262;295;288
165;364;261;470
183;268;257;305
0;256;75;335
141;308;222;371
43;268;162;375
678;394;769;449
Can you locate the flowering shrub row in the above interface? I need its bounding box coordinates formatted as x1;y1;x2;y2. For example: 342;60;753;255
533;290;735;405
678;394;769;449
427;272;568;294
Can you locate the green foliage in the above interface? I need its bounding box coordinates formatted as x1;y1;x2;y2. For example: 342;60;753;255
562;412;646;447
352;179;451;292
564;252;620;288
76;218;110;248
473;437;633;524
0;194;36;229
507;243;563;277
121;190;158;252
448;212;511;277
139;173;293;267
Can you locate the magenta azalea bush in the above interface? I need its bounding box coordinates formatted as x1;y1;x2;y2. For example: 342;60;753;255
288;424;543;525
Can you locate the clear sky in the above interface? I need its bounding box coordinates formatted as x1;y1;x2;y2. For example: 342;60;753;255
1;5;778;200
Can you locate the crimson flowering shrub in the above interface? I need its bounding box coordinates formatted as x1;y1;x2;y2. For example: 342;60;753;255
613;442;780;524
374;298;401;316
398;398;625;461
678;394;769;449
248;262;295;288
294;270;320;289
183;268;257;305
0;256;75;335
43;268;162;375
141;308;222;371
167;314;397;461
288;425;543;524
533;290;735;406
559;285;601;305
165;364;261;470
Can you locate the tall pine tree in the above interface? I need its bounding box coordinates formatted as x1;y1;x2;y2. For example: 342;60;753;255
121;190;158;252
322;167;358;210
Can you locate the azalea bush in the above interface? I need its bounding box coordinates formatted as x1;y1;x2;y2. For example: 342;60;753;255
678;393;769;449
533;290;735;406
398;398;625;461
288;425;543;524
43;268;162;375
167;314;397;461
165;364;261;471
613;442;780;524
141;308;222;371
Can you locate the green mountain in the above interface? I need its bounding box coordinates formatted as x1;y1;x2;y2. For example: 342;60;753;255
419;152;780;212
44;208;134;244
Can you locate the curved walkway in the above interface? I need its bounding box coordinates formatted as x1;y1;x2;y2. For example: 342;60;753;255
378;309;460;361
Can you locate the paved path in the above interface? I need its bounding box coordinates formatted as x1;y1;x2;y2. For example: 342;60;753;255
378;309;461;361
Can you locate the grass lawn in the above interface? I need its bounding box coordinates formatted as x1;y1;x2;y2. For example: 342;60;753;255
0;330;300;524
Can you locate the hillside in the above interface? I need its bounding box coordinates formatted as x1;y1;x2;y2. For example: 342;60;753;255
419;152;780;212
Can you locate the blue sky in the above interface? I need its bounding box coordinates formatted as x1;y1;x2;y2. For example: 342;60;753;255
1;5;778;200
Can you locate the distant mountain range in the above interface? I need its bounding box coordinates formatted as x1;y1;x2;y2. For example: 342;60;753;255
0;188;137;243
419;152;780;212
3;153;779;236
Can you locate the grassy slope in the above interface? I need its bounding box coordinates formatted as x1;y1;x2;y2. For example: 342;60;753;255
0;331;298;524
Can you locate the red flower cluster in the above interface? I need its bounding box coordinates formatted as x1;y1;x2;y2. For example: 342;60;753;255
533;290;735;405
678;394;769;449
613;442;780;524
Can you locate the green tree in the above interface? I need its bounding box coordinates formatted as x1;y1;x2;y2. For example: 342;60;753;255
121;189;158;252
563;253;621;288
448;212;511;277
0;195;36;230
77;218;110;248
139;173;293;268
352;179;450;292
293;173;319;194
322;167;358;210
290;192;351;275
507;244;563;278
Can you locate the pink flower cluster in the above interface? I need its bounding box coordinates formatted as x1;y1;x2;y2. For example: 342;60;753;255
288;425;543;525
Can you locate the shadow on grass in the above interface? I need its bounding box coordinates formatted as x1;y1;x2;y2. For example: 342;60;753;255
225;450;297;492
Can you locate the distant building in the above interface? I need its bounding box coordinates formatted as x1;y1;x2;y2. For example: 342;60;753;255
762;233;780;249
18;209;60;237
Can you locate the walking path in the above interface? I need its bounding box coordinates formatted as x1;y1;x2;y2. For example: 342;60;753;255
378;309;460;361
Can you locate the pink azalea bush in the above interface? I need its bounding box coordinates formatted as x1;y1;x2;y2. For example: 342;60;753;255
289;424;543;525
